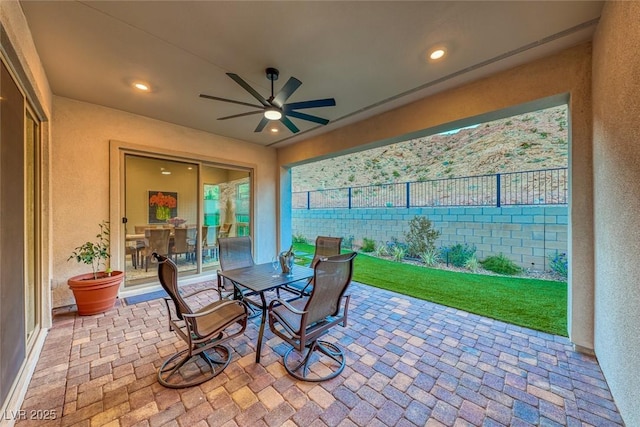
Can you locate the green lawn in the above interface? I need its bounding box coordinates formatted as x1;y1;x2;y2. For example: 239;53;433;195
293;242;567;336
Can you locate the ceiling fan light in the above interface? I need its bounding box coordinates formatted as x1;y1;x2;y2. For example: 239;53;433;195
264;108;282;120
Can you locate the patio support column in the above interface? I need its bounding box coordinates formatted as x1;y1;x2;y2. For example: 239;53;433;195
278;165;293;253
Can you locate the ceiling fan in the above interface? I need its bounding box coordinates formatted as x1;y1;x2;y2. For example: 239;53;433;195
200;67;336;133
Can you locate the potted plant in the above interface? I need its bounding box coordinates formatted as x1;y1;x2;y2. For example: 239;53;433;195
67;221;123;315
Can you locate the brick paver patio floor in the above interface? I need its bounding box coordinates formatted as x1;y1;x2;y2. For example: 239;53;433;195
16;281;624;427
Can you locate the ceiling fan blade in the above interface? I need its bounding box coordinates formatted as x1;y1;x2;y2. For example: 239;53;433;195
217;110;264;120
284;98;336;110
272;77;302;107
280;116;300;133
254;116;269;133
199;94;264;109
285;110;329;125
226;73;270;107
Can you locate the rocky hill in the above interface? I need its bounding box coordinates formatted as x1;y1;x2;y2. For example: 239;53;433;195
292;105;568;191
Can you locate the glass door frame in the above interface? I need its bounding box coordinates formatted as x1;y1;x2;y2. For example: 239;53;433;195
112;143;254;295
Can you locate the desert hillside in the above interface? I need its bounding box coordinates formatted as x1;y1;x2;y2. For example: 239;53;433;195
292;105;568;191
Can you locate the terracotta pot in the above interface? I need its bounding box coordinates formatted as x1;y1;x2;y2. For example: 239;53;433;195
67;271;124;315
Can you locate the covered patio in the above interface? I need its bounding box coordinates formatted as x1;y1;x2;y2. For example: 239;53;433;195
17;282;621;427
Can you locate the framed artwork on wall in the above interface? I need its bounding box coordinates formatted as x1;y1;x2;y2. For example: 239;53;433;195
148;191;178;223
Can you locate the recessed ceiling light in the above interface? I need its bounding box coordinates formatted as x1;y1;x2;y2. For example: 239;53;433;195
133;82;150;92
429;47;447;61
161;171;171;175
270;128;278;133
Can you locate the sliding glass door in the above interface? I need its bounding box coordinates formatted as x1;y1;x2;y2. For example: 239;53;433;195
123;154;251;288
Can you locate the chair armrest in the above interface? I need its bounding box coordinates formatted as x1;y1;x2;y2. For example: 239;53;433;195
267;297;307;315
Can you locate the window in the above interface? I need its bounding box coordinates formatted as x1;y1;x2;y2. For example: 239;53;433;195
204;184;220;226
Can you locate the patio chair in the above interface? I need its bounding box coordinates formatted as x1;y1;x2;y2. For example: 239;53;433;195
268;252;357;382
217;236;260;317
153;253;248;388
281;236;343;298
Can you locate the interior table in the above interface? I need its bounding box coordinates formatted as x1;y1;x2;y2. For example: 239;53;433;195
217;263;314;363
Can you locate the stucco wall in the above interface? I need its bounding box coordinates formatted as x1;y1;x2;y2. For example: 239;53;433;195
592;2;640;425
52;96;277;307
279;43;594;350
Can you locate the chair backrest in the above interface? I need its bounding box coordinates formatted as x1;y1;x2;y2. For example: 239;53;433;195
146;228;171;255
202;226;212;247
218;236;254;271
304;252;357;327
172;228;190;253
311;236;343;268
154;253;192;319
218;223;232;238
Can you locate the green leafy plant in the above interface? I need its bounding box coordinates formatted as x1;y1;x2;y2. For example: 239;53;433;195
419;248;440;267
440;243;477;267
292;233;308;244
480;253;522;275
68;221;111;279
404;216;440;258
341;235;354;250
361;237;376;253
374;243;388;257
391;245;406;262
548;252;568;278
465;256;480;273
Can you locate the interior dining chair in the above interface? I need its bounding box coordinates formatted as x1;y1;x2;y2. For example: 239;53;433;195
268;252;357;382
201;226;218;261
142;228;171;271
282;236;343;298
153;253;248;388
217;236;260;317
170;227;194;264
218;223;232;239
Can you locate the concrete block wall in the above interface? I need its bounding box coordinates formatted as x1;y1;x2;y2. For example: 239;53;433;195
292;206;567;271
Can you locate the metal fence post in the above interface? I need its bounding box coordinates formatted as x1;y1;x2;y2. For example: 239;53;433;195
496;173;501;207
406;182;410;208
348;187;352;209
307;191;310;210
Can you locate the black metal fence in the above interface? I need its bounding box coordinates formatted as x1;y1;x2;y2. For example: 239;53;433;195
293;167;568;209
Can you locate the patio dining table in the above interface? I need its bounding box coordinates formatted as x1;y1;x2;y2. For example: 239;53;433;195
217;263;314;363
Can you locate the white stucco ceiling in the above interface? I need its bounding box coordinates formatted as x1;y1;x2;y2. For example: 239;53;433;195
20;1;603;147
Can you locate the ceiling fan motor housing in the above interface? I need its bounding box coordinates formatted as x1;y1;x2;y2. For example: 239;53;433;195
266;67;279;81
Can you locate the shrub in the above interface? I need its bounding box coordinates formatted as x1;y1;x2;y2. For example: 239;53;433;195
440;243;476;267
465;256;480;273
548;252;568;278
361;237;376;253
391;245;406;262
341;235;354;250
292;233;308;244
481;253;522;275
404;216;441;258
419;248;440;267
374;243;388;257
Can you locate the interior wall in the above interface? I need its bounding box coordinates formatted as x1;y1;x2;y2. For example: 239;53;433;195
53;96;277;307
125;156;199;227
278;43;595;350
592;2;640;426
